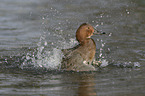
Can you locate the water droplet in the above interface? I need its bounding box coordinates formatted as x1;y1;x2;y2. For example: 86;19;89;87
134;62;141;67
108;48;110;51
100;59;108;67
44;41;47;46
99;53;102;57
95;24;99;28
109;33;112;36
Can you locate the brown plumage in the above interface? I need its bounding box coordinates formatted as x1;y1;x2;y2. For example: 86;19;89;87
61;23;96;71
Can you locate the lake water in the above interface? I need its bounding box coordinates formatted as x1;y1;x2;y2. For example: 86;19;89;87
0;0;145;96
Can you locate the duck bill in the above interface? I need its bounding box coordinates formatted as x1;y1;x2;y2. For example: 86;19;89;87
94;29;106;35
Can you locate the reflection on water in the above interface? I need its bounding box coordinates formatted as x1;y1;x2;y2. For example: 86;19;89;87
77;74;97;96
61;73;97;96
0;0;145;96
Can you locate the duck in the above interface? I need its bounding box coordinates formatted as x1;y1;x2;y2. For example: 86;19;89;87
61;23;104;71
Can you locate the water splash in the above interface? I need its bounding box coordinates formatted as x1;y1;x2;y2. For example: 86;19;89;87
100;59;108;67
97;39;141;68
98;39;109;67
21;34;63;70
113;61;141;68
21;33;78;70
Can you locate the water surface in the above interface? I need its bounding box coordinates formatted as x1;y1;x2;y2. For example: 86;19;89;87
0;0;145;96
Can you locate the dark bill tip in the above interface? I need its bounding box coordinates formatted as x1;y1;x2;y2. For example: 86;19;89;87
94;29;106;35
102;32;106;34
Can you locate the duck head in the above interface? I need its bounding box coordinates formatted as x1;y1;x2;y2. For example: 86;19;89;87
76;23;94;44
76;23;106;44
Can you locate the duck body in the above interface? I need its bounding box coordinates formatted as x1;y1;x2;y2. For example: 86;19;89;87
61;23;97;71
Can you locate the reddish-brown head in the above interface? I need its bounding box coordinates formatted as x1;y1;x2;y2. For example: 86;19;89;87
76;23;94;44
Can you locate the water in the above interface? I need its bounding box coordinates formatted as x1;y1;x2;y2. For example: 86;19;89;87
0;0;145;96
